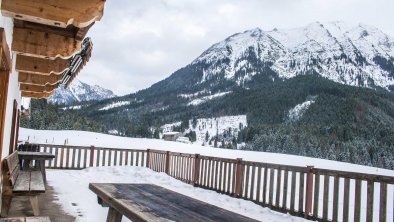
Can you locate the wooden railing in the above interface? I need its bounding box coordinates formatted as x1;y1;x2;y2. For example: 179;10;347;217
27;144;394;221
147;149;394;222
31;144;146;169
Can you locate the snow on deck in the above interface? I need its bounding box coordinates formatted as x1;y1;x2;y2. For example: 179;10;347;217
48;167;305;222
20;128;394;177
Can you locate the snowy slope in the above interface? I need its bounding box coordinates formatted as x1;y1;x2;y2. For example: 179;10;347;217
287;97;316;122
99;101;130;111
160;115;247;146
47;79;116;105
192;21;394;90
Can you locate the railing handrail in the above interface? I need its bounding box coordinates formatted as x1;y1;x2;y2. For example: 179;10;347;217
29;143;394;183
27;143;146;152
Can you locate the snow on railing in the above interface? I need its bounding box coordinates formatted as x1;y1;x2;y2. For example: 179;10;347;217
27;143;394;222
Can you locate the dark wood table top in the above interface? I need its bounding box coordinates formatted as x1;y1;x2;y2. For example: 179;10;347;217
18;151;55;160
89;183;259;222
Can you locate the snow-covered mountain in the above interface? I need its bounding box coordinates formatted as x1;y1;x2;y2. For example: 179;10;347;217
193;21;394;90
47;79;116;105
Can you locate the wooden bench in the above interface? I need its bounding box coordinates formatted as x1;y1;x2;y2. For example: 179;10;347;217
0;217;50;222
89;183;258;222
1;152;45;217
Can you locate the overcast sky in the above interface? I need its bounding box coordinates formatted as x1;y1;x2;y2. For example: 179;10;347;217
78;0;394;95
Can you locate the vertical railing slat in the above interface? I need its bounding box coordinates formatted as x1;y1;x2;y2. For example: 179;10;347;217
276;168;282;207
96;148;100;167
332;176;339;222
379;182;387;222
313;173;320;217
354;179;361;222
322;175;330;220
298;172;305;213
343;178;350;222
366;180;374;222
269;168;274;207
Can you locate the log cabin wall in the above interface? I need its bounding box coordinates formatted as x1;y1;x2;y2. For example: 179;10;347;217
0;17;20;210
0;18;19;160
0;0;107;210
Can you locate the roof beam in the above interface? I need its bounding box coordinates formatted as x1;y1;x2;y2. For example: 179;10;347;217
1;0;105;29
16;55;69;75
0;28;11;71
21;91;54;99
12;26;81;59
20;83;57;93
18;72;62;86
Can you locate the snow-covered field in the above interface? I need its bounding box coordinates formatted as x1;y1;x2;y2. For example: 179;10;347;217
20;128;394;176
48;167;306;222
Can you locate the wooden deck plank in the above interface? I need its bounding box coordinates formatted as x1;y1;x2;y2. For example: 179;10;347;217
89;183;258;222
25;217;51;222
0;218;25;222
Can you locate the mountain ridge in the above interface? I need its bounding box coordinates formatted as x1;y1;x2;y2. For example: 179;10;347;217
190;21;394;91
47;79;116;105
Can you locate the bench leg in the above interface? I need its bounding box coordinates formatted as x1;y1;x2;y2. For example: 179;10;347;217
106;207;122;222
1;193;12;217
30;195;40;216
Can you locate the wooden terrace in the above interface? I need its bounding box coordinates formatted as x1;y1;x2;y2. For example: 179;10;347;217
3;143;393;222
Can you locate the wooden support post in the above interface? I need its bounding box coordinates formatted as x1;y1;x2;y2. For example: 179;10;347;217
234;158;243;197
30;195;40;216
304;165;314;218
165;151;170;175
90;145;95;167
146;149;151;168
192;154;200;186
106;207;122;222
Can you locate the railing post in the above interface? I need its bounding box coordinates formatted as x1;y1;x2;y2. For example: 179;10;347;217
146;149;151;168
90;145;95;167
234;158;243;197
192;154;200;186
305;165;314;218
165;151;170;175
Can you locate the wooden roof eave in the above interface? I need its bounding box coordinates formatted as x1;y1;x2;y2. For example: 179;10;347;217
17;38;93;98
18;72;63;86
21;91;54;99
1;0;105;29
16;55;70;75
20;83;58;93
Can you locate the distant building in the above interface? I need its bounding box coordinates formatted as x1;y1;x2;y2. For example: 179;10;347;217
163;132;181;141
176;136;191;144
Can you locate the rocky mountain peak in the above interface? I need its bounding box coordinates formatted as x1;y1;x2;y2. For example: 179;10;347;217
47;79;116;105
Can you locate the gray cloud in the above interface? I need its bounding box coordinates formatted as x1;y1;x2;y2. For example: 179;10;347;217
78;0;394;95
